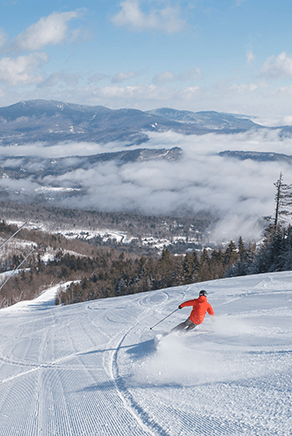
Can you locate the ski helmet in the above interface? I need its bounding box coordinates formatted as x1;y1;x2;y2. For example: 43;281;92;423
199;290;207;297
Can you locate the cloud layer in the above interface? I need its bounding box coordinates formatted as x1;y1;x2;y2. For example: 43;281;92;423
1;129;291;241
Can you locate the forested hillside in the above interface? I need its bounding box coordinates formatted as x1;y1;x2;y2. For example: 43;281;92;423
0;200;214;254
1;195;292;309
56;242;243;305
0;219;243;308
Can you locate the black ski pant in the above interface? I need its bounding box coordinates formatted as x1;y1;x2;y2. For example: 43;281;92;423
171;317;197;333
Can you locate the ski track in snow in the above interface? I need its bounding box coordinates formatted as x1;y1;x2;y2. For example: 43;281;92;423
0;273;292;435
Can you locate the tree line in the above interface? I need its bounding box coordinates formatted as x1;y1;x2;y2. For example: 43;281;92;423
2;221;292;308
58;225;292;305
56;241;243;305
0;218;244;308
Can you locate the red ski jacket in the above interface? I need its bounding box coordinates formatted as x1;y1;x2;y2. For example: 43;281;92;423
180;295;214;325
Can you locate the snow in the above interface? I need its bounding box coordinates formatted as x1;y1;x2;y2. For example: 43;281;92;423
0;282;71;312
0;271;292;435
0;268;29;281
0;237;36;252
5;220;200;250
6;220;131;244
35;187;81;193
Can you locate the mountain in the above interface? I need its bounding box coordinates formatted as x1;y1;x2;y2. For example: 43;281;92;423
147;108;258;130
0;99;264;146
0;147;182;180
219;150;292;163
0;271;291;435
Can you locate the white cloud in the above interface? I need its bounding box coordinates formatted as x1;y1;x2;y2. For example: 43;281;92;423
0;29;8;49
39;71;80;88
0;141;115;158
260;52;292;79
112;71;139;83
153;68;201;84
229;82;268;94
13;11;80;51
282;115;292;125
32;82;203;111
153;71;176;84
97;84;142;98
112;0;186;34
246;50;255;64
180;68;202;81
0;52;49;85
84;83;201;107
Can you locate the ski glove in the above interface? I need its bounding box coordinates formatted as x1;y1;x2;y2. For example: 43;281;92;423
178;305;182;309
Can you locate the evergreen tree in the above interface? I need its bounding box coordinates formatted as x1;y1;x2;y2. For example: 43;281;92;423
191;250;200;282
209;249;226;279
183;252;194;284
224;241;238;266
249;225;285;274
238;237;246;262
197;248;210;282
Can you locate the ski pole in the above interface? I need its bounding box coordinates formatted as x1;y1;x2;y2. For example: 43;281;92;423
150;308;179;330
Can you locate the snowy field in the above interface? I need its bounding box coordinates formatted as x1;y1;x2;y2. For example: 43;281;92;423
0;272;291;435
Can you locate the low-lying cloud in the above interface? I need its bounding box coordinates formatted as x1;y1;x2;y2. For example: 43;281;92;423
1;129;292;242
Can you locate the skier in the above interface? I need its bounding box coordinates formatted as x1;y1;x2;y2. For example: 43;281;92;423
171;290;215;333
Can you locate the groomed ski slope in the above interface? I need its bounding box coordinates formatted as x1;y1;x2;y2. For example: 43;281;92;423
0;272;291;436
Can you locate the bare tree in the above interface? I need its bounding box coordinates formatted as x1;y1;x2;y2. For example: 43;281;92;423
273;173;292;227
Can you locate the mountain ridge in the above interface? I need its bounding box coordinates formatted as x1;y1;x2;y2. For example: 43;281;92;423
0;146;183;180
0;99;266;146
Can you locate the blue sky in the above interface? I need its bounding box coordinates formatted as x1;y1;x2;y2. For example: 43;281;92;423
1;0;292;123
